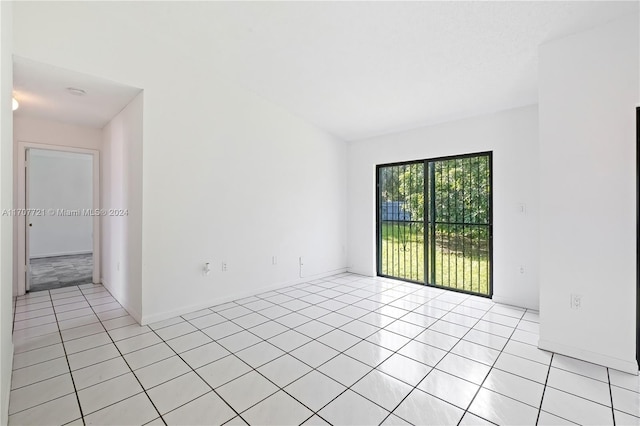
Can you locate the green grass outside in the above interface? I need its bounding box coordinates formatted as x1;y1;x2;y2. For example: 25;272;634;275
380;222;490;295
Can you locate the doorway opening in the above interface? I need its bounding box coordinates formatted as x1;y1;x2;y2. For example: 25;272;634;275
12;56;143;299
26;148;94;292
376;152;493;297
17;143;100;294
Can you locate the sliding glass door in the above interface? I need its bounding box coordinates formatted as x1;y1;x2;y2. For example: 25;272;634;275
378;161;425;282
377;152;492;297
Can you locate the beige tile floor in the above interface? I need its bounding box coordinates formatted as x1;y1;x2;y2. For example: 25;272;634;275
8;273;640;425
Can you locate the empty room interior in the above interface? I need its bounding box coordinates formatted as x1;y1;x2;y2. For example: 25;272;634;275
0;1;639;425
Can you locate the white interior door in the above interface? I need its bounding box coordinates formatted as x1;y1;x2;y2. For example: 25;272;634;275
25;148;31;292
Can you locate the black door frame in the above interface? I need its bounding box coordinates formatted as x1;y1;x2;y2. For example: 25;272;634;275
375;151;493;298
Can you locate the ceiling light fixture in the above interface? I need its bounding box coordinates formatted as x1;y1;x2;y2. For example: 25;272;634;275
66;87;86;96
12;98;19;111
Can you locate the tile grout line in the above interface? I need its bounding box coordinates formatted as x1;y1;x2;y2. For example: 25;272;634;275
9;307;182;393
14;339;119;375
249;279;490;423
12;293;18;335
607;368;616;425
13;307;54;322
535;352;554;425
11;284;160;421
162;278;395;423
370;292;516;417
14;299;141;362
144;320;248;425
186;276;503;424
11;276;509;422
538;362;621;421
14;275;591;426
51;289;86;425
371;291;510;425
76;285;168;425
180;278;399;369
140;280;377;423
375;292;485;425
457;307;532;426
217;275;419;425
145;276;429;424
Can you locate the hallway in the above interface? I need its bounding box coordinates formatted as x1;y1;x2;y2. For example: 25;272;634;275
29;254;93;292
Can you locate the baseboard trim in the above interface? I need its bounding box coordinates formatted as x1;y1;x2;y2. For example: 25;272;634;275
30;250;92;259
538;338;638;374
2;341;13;425
346;268;374;277
492;295;538;311
140;268;348;326
101;278;142;324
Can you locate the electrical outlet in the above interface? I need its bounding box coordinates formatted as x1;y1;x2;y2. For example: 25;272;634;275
222;262;228;272
517;203;527;215
570;294;582;310
272;256;277;265
519;265;525;274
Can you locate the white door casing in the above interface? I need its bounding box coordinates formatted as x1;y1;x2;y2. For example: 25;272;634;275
17;141;100;295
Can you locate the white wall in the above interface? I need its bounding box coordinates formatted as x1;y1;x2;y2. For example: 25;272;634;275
28;149;93;258
0;2;13;424
102;93;143;322
14;116;102;151
348;105;540;309
538;15;639;373
12;2;348;324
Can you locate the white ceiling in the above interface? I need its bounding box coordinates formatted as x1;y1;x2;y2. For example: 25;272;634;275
13;57;141;128
14;2;638;139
